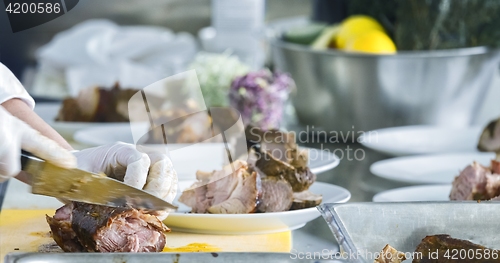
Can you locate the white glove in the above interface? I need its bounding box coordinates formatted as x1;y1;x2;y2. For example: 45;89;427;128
73;142;178;220
0;106;76;182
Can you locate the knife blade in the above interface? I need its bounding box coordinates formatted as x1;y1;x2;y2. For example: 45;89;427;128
20;152;178;211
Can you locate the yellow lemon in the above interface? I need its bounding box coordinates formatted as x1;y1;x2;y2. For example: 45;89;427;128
345;30;396;54
336;15;385;49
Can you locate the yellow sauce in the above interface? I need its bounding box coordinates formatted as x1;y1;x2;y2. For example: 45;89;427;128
162;243;221;252
29;231;51;238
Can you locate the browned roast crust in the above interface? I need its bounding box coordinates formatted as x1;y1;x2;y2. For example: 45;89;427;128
289;190;322;210
56;83;138;123
413;235;500;263
45;203;85;252
71;202;168;252
256;150;316;192
46;202;169;253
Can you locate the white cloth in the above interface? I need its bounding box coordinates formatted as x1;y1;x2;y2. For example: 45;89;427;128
0;63;34;108
31;19;198;98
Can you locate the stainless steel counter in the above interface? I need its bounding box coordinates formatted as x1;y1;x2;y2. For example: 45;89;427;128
0;141;407;262
291;141;413;255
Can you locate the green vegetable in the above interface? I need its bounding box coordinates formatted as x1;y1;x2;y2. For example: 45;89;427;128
188;52;250;107
284;23;327;45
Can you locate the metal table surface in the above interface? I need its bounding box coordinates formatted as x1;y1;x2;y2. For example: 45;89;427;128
291;141;413;255
0;141;409;262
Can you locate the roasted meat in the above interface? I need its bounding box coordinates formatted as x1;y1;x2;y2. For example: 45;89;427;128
255;150;315;192
256;176;293;212
374;244;406;263
413;235;500;263
477;118;500;153
178;161;260;214
245;125;309;170
450;162;500;201
289;190;322;210
56;83;139;123
46;202;169;252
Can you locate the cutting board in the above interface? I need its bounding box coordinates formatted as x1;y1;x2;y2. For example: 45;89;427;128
0;209;291;262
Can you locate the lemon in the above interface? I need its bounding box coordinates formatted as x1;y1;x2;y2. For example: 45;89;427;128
345;30;396;54
336;15;385;49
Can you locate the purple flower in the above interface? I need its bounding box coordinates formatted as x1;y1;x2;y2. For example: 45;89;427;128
229;69;295;130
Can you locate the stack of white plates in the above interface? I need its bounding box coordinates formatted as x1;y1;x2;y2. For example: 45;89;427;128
360;125;493;202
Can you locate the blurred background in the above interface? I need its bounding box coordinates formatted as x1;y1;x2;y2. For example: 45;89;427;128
1;0;499;135
2;0;500;245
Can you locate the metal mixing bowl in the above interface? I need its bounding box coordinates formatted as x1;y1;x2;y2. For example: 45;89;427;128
270;23;500;134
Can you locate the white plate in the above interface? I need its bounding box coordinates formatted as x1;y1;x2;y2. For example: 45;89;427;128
164;181;351;234
359;125;483;156
373;185;452;202
33;102;128;139
74;124;341;176
370;152;495;184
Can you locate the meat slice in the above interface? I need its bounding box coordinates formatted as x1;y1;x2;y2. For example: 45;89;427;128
413;235;500;263
491;160;500;175
289;190;322;210
449;162;490;200
245;125;309;170
256;150;316;192
485;173;500;199
374;244;406;263
450;162;500;201
45;204;84;252
179;161;259;214
56;84;139;123
46;202;169;252
257;176;293;212
477;118;500;153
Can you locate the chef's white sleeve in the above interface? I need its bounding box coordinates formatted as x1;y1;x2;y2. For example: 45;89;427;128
0;62;35;109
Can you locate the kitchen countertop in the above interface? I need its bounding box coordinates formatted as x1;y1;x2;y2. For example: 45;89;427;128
0;140;405;261
291;141;411;255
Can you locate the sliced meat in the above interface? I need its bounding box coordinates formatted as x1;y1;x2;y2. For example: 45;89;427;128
45;203;84;252
178;161;259;214
289;190;322;210
207;169;259;214
245;125;309;170
245;126;297;163
374;244;406;263
46;202;169;252
491;160;500;174
485;173;500;199
413;235;500;263
477;118;500;153
256;150;316;192
56;84;139;122
257;177;293;212
449;162;490;200
289;147;309;170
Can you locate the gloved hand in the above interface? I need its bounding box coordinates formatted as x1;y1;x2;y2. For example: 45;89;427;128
73;142;178;220
0;106;76;182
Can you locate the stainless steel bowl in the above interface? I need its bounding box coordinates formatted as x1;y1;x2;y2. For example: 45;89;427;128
271;27;500;134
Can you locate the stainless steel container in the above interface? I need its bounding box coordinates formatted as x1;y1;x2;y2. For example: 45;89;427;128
270;23;500;134
319;202;500;263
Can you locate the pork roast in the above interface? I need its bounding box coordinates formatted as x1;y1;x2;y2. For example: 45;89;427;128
255;150;315;192
450;162;500;201
413;235;500;263
256;176;293;213
178;161;260;214
46;202;169;252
